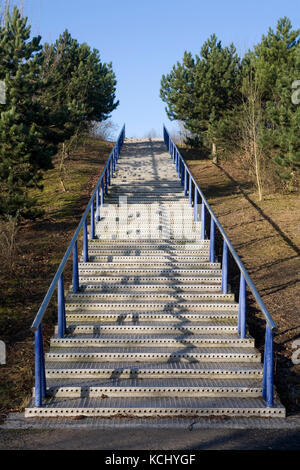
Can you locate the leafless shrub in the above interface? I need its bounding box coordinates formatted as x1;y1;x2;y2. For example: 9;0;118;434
90;120;119;141
171;121;190;147
0;215;20;273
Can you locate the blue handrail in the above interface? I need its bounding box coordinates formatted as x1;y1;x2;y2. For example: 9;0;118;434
163;125;276;407
32;124;125;406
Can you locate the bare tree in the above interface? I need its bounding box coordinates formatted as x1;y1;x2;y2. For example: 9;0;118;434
92;120;119;141
240;70;264;201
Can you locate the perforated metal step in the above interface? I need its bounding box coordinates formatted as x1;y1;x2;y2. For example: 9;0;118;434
65;311;239;323
46;346;261;363
40;377;263;398
50;333;254;349
25;396;285;418
55;321;238;335
45;361;264;379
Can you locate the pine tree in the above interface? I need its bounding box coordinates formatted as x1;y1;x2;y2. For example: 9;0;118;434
160;35;241;158
39;30;119;148
0;7;54;219
251;18;300;183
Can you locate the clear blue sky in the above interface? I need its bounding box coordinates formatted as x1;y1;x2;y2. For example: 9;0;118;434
24;0;300;138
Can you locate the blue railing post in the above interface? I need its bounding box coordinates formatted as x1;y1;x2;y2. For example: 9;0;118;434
263;325;274;407
34;325;46;406
111;156;114;178
194;187;198;222
101;178;104;206
90;199;95;240
113;149;116;172
222;240;228;294
180;160;184;186
201;201;206;239
96;184;100;222
238;273;246;338
73;241;79;294
189;176;193;207
83;218;88;262
184;167;188;196
210;217;215;263
108;162;111;186
58;273;66;338
105;169;108;195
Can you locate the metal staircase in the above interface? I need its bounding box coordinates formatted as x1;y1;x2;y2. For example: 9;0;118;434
25;130;285;419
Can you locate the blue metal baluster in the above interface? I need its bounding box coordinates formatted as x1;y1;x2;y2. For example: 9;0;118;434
111;155;114;178
209;217;215;263
73;241;79;294
201;201;205;239
34;325;45;406
184;167;188;196
189;175;193;207
194;187;198;222
58;273;65;338
108;161;111;186
101;178;104;206
39;325;46;399
83;217;88;262
90;199;95;240
96;184;100;222
238;273;246;338
181;160;184;186
104;169;108;195
222;240;228;294
262;325;274;406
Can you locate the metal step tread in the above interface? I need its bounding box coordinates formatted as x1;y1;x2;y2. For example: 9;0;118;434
88;241;210;246
50;337;254;349
44;377;262;388
79;263;222;278
25;396;285;417
65;312;239;322
79;262;217;269
86;255;210;261
66;292;234;301
77;285;222;292
45;361;264;374
77;277;222;284
51;333;253;343
59;322;238;334
65;302;238;311
42;378;263;397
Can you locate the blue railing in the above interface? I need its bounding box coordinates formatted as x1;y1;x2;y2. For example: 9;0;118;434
163;125;276;407
31;125;126;407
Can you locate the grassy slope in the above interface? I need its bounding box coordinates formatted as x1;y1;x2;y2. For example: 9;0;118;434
0;137;113;420
181;148;300;414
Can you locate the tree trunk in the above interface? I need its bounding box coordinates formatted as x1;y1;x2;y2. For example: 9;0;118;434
212;142;218;164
